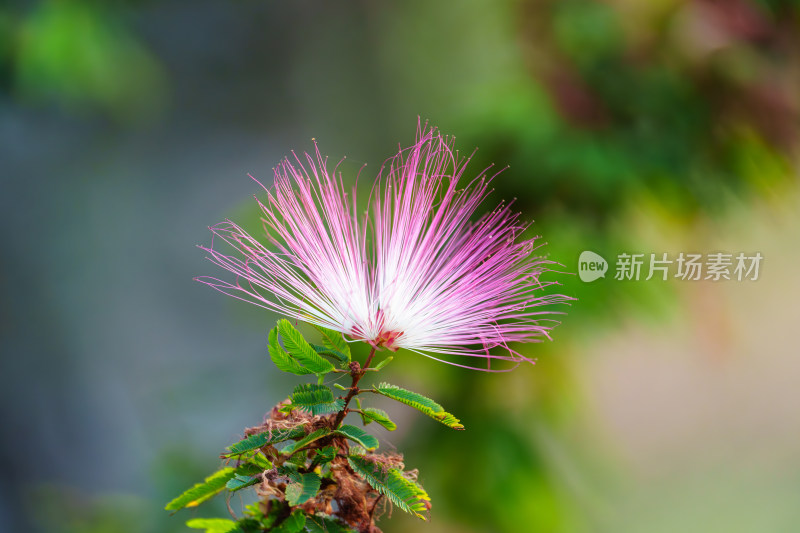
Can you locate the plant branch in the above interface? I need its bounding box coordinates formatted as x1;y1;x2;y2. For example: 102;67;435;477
363;347;377;369
331;347;376;429
369;494;384;521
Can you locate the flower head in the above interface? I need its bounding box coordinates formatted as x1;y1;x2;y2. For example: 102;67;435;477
197;124;571;371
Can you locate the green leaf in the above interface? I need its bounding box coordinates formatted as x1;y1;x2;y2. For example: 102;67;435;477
304;514;357;532
371;356;393;372
186;518;241;533
236;462;266;476
290;384;345;416
311;324;351;361
285;450;308;467
165;467;236;511
236;518;262;532
374;382;441;411
281;428;331;455
247;452;272;470
360;408;397;431
373;382;464;430
278;320;336;374
225;426;306;456
277;463;299;477
348;444;367;457
272;510;307;533
269;328;313;375
226;473;260;492
310;343;349;364
238;518;262;532
260;500;287;529
334;425;379;451
310;445;337;468
285;472;321;506
347;456;430;519
244;501;265;520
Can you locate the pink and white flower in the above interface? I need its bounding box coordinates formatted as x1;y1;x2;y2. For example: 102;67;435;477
197;124;571;371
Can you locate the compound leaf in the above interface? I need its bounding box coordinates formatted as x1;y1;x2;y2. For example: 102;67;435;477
285;472;321;506
282;428;331;455
225;426;306;456
373;383;464;430
290;384;344;416
268;328;313;375
165;467;236;511
225;473;260;492
272;510;307;533
186;518;241;533
311;324;352;361
347;456;430;519
304;514;357;532
278;320;335;374
310;343;349;364
310;445;337;468
334;425;379;451
360;408;397;431
247;452;272;470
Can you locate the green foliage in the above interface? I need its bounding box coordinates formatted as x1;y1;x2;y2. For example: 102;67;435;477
169;323;451;532
347;456;430;519
281;428;331;455
237;518;263;532
348;445;367;457
225;426;306;456
373;382;440;412
278;320;336;374
167;460;268;511
310;344;349;364
284;450;309;468
249;452;273;470
165;467;236;511
359;407;397;431
247;501;285;530
334;425;379;451
304;515;357;533
186;518;241;533
226;474;260;492
373;382;464;430
310;446;337;468
370;356;393;372
311;324;352;361
290;384;345;416
285;472;322;506
272;510;306;533
269;328;313;376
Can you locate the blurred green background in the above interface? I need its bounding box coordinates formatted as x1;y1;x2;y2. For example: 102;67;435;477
2;0;799;532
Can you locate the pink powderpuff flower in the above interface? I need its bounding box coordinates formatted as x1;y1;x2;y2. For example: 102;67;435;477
197;124;572;371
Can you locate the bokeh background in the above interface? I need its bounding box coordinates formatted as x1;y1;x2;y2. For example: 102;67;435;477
2;1;799;532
